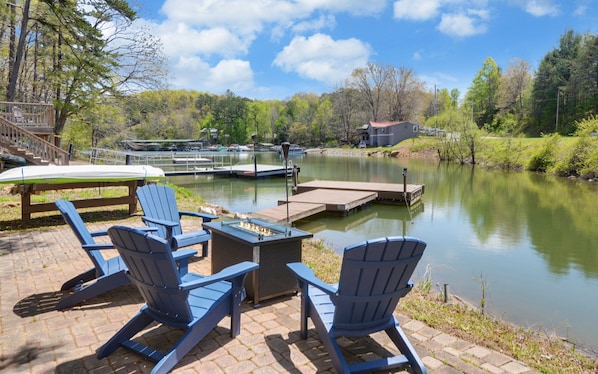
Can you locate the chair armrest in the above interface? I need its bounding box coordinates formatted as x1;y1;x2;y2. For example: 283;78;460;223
179;211;219;222
172;249;197;261
172;249;198;275
82;243;114;251
89;230;108;237
180;261;259;291
287;262;337;296
141;216;178;228
89;227;155;239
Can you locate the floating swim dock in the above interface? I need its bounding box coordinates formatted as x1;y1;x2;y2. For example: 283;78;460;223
251;179;424;223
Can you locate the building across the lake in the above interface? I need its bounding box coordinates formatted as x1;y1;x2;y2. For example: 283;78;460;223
358;121;420;148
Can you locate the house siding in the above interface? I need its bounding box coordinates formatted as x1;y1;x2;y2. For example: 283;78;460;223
362;121;420;147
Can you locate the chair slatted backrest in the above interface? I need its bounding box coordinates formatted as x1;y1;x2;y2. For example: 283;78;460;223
55;199;107;272
334;236;426;330
137;184;183;238
107;226;193;324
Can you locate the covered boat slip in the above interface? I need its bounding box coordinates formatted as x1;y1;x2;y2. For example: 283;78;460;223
0;165;164;222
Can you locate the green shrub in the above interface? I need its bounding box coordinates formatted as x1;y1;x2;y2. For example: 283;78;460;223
528;134;559;172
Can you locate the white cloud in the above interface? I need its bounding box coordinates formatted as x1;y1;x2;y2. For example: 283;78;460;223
273;33;371;84
438;12;488;37
393;0;441;21
171;56;254;93
573;5;587;16
159;23;249;58
160;0;385;27
292;14;337;34
508;0;560;17
413;50;423;61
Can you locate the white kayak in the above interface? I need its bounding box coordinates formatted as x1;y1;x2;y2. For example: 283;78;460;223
0;164;165;184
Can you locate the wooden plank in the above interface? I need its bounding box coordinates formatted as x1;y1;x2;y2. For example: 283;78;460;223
279;189;377;212
252;202;326;223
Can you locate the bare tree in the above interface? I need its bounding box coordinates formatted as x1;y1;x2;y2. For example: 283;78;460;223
330;86;365;144
348;62;390;121
498;58;532;123
387;66;425;121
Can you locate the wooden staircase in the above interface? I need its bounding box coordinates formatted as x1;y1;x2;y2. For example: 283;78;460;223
0;102;69;167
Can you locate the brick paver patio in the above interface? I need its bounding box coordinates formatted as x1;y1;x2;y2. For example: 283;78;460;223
0;219;536;373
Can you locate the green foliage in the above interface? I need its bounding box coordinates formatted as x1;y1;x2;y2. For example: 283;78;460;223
553;136;598;177
573;115;598;136
466;57;501;127
483;136;525;170
528;134;559;172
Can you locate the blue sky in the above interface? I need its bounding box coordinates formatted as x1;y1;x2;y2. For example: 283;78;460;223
133;0;597;102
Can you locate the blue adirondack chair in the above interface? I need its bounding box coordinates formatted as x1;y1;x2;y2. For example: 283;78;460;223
54;199;197;310
136;183;218;257
98;226;259;374
287;236;428;374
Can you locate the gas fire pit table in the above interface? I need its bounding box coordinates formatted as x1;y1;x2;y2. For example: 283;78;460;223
204;218;313;306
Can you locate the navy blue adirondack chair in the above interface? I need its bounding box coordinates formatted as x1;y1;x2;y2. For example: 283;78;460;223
136;184;218;257
287;236;427;374
98;226;258;374
54;199;197;310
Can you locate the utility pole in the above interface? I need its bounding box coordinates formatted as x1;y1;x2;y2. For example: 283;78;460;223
555;89;560;133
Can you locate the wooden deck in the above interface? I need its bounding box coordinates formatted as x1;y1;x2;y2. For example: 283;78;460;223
251;189;377;223
251;202;326;224
251;179;424;224
295;180;424;205
280;189;377;212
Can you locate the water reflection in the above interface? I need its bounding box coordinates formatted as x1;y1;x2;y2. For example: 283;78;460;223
166;152;598;350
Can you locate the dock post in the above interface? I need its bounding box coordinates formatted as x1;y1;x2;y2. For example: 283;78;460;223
282;142;291;225
402;168;407;196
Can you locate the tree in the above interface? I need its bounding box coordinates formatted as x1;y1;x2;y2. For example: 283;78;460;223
569;33;598;121
330;86;364;145
348;62;390;121
497;58;532;131
1;0;167;146
6;0;31;101
531;30;582;134
212;90;248;144
466;57;501;129
387;66;423;122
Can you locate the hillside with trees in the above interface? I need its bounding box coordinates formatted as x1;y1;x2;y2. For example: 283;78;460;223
0;1;596;152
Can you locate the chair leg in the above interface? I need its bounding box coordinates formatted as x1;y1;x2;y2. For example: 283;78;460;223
60;268;97;290
386;323;427;374
201;241;208;257
56;271;129;310
97;310;154;359
318;331;351;373
298;283;310;339
152;323;212;374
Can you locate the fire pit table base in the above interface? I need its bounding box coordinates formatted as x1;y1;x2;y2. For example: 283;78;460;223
205;219;312;306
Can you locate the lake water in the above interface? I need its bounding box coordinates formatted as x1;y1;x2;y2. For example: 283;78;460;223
165;151;598;351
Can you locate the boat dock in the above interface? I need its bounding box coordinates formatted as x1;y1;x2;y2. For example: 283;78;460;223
165;163;294;178
294;180;424;205
88;148;294;179
251;180;424;223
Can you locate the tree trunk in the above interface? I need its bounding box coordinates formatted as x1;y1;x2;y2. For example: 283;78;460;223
7;0;32;102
